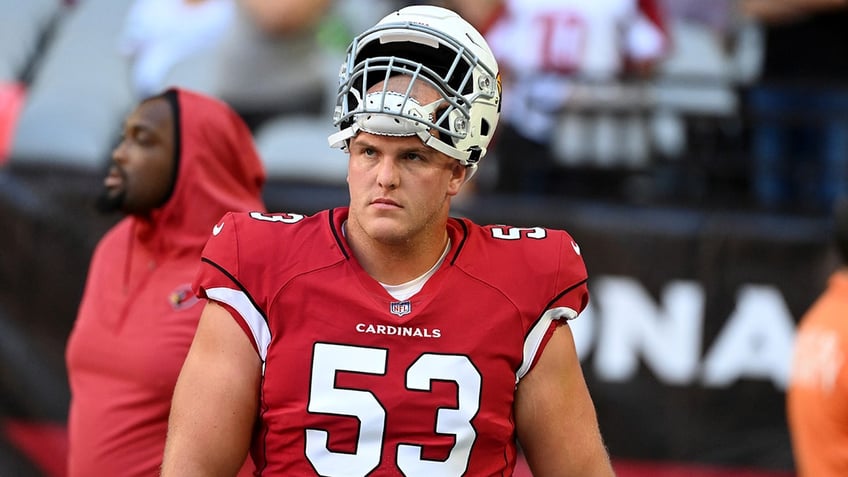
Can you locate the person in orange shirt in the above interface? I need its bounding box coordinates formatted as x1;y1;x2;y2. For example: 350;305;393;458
787;197;848;476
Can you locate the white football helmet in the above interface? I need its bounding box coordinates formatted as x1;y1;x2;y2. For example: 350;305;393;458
328;5;501;178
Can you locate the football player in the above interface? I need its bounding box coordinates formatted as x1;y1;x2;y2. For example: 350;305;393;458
162;5;614;476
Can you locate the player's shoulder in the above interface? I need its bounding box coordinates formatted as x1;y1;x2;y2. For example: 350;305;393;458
210;208;337;258
205;208;343;277
454;217;585;276
222;209;328;239
452;217;587;300
459;218;580;257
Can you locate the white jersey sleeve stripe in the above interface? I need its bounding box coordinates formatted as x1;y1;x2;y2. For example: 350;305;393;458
206;286;271;365
516;306;579;382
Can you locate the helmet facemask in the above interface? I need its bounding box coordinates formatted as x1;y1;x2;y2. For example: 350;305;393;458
328;8;501;179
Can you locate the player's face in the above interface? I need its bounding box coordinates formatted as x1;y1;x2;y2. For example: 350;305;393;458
346;75;467;246
347;131;465;245
98;97;175;215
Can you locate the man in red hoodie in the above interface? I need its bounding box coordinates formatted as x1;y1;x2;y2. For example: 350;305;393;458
65;88;266;477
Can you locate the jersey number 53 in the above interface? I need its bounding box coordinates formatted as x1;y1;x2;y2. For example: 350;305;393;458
306;343;481;476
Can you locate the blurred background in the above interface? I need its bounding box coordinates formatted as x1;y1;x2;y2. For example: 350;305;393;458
2;0;847;475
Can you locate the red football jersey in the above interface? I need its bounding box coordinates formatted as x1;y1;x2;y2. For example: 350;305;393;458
194;207;589;476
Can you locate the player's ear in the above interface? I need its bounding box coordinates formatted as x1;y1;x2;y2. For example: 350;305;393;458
447;162;466;196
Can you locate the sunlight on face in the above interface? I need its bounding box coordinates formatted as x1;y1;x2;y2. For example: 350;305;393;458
346;76;466;247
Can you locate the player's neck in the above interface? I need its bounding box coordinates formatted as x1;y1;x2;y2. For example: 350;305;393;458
345;222;450;285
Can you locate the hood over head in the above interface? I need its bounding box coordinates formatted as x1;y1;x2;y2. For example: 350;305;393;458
136;87;266;256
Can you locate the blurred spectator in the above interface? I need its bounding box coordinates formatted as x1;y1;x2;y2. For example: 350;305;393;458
8;0;397;178
119;0;236;98
442;0;668;196
65;88;265;477
189;0;404;130
644;0;762;202
742;0;848;213
225;0;406;186
203;0;333;130
787;196;848;476
658;0;737;41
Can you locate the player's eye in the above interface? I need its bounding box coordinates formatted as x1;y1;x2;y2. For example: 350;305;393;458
136;129;157;145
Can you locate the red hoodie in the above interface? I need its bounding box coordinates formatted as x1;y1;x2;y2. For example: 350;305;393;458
65;88;266;477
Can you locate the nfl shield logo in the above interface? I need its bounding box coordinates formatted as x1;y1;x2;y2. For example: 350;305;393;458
390;301;412;317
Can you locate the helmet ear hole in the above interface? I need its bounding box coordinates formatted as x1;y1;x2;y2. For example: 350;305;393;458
480;118;491;137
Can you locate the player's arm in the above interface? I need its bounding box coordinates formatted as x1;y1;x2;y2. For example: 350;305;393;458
514;324;615;476
161;301;261;477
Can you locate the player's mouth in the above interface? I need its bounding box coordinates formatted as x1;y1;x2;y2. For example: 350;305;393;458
103;167;124;190
371;198;402;209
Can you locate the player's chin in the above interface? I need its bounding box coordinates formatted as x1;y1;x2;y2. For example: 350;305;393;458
94;188;125;214
365;218;409;244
